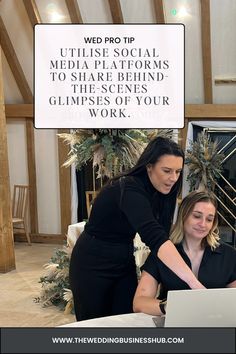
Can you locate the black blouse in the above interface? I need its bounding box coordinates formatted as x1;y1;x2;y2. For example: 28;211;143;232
85;171;173;254
142;242;236;299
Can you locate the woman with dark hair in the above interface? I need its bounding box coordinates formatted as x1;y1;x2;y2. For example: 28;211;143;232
69;137;205;321
133;191;236;316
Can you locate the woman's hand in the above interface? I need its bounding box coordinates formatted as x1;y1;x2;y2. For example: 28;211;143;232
157;240;206;289
188;278;206;289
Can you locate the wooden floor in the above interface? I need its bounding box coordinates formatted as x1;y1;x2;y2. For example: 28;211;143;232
0;242;75;327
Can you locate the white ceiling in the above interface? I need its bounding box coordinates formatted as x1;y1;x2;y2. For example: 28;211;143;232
1;0;236;104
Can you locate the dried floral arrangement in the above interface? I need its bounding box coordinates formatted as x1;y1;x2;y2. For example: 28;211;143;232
34;246;74;314
185;131;224;191
58;129;174;180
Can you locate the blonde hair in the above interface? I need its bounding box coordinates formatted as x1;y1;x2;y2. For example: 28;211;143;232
170;191;220;249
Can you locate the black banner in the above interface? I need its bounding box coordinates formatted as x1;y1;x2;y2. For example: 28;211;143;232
1;328;236;353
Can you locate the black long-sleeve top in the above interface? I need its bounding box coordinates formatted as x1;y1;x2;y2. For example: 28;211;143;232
142;242;236;299
85;171;173;255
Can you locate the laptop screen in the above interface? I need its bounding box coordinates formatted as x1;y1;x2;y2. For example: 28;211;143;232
164;288;236;327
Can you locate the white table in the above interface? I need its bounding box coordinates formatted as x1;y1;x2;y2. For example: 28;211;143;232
60;312;164;327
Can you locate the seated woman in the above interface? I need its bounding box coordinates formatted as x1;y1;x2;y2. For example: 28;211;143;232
133;191;236;316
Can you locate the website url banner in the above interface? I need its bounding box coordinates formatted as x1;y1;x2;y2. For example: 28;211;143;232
1;328;235;353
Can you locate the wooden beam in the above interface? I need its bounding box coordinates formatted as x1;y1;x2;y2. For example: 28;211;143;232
108;0;124;23
178;118;188;150
5;103;236;119
153;0;165;23
25;119;38;233
14;233;65;244
0;16;33;103
5;104;33;118
0;49;15;273
200;0;213;103
215;78;236;85
57;129;71;236
65;0;83;23
22;0;41;26
185;104;236;118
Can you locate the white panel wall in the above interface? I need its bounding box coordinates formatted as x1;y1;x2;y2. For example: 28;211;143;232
164;0;204;104
6;122;61;235
35;0;71;23
120;0;156;23
211;0;236;103
78;0;112;23
2;52;22;104
35;129;61;234
0;0;33;93
7;121;29;193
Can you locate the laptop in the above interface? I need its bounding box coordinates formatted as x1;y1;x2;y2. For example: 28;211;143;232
163;288;236;327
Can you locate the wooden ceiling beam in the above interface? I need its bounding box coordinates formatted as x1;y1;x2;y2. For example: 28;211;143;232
5;104;33;117
65;0;83;23
5;103;236;119
22;0;41;26
200;0;213;103
0;16;33;103
185;104;236;118
153;0;165;23
108;0;124;23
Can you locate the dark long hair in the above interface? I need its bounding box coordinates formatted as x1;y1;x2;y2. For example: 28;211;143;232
110;136;184;233
111;136;184;196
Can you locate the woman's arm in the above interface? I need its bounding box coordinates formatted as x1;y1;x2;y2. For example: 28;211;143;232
133;271;164;316
121;180;205;289
157;240;205;289
226;280;236;288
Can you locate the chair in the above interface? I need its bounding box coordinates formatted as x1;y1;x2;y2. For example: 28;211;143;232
12;185;31;245
85;190;99;218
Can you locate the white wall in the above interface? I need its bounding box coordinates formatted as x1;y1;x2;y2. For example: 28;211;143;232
6;121;61;235
35;129;61;234
211;0;236;103
7;120;29;190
